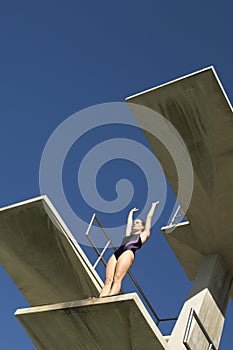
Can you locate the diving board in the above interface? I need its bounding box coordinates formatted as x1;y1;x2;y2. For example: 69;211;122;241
0;196;103;306
15;293;169;350
126;67;233;299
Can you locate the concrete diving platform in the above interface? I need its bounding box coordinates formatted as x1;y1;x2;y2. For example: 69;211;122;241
126;67;233;298
126;67;233;348
15;293;169;350
0;196;103;306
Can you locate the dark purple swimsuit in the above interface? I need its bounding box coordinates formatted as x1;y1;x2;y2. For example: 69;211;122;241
114;233;142;260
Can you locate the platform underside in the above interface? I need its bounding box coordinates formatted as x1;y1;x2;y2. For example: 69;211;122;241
15;293;168;350
0;196;102;306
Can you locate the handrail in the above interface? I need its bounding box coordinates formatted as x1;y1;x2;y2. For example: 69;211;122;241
170;205;185;226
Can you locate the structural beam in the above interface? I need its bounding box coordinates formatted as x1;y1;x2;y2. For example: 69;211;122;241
168;255;232;349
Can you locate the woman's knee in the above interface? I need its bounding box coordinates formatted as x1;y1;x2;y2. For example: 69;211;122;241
105;275;113;285
113;272;123;283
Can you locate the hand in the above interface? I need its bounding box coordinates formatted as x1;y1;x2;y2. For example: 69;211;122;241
130;207;139;213
152;201;159;206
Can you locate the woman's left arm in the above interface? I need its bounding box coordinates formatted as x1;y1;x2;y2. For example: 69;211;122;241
140;201;159;244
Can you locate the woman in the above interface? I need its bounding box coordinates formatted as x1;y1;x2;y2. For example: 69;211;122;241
99;201;159;297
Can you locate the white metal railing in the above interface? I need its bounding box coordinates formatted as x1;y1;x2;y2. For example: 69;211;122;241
170;205;185;226
183;308;217;350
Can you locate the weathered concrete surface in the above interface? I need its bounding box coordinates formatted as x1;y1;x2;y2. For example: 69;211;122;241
126;67;233;298
161;221;204;282
15;293;169;350
168;255;232;349
0;196;103;305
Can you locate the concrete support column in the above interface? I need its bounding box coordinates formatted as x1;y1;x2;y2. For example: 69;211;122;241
168;254;232;349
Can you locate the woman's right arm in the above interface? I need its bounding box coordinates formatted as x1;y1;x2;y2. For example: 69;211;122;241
125;207;138;236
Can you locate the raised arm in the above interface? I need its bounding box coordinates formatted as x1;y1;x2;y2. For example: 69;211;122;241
125;207;138;236
140;201;159;244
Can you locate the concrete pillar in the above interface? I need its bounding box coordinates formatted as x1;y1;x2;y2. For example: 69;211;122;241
168;254;232;349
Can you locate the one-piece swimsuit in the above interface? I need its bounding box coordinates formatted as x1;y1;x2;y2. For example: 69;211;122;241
114;233;142;260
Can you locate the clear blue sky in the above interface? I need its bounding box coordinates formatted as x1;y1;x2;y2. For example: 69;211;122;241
0;1;232;349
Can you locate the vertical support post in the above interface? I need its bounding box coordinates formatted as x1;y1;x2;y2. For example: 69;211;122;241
168;254;232;349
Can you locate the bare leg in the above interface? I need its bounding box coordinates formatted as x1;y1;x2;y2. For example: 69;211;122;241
99;254;117;297
109;250;134;296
